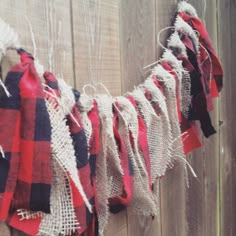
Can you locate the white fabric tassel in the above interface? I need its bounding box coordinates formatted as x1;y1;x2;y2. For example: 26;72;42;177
129;89;163;182
115;96;157;216
0;17;19;60
177;1;198;17
96;95;124;235
142;78;173;173
153;64;185;169
78;94;94;146
174;15;199;51
162;49;191;118
167;31;188;58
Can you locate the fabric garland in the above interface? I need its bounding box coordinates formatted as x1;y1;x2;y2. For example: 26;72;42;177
0;1;223;236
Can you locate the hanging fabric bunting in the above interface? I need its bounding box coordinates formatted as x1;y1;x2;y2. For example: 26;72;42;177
108;101;134;213
0;1;223;235
0;49;52;220
95;95;124;235
167;31;202;154
114;96;157;216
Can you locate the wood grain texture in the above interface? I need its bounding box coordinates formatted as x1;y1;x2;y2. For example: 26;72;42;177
104;211;128;236
0;0;74;235
200;1;220;236
0;222;11;236
71;0;121;96
0;1;234;236
0;0;74;85
186;1;220;236
120;0;156;93
155;1;187;236
155;0;177;58
120;0;161;235
218;0;236;235
44;0;74;85
71;1;126;235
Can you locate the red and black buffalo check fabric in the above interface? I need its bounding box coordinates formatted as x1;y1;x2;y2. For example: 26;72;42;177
108;102;134;213
177;31;217;137
161;61;202;154
0;49;52;220
67;97;94;235
86;100;100;236
44;72;94;235
178;11;223;97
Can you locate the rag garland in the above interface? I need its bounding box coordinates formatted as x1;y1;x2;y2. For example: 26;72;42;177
0;2;223;236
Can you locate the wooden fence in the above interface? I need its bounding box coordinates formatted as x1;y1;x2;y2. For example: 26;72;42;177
0;0;235;235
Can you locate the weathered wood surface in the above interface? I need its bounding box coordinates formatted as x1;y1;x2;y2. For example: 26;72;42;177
0;1;74;235
186;1;220;236
155;1;187;236
71;0;121;96
218;0;236;236
120;0;161;235
0;0;234;236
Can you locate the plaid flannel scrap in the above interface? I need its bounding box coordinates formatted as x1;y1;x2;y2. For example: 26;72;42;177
108;102;134;213
178;31;216;137
44;72;94;235
176;54;202;152
86;101;100;235
67;102;94;234
0;68;22;220
12;50;52;213
178;12;223;97
161;61;201;154
8;212;41;236
87;101;100;185
0;50;52;220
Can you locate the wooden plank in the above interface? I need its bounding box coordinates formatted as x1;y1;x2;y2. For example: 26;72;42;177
120;0;157;93
185;1;220;236
103;211;128;236
0;222;11;236
0;0;74;83
218;0;236;235
155;0;178;58
44;0;74;85
71;1;126;235
160;163;186;236
200;1;220;235
71;0;121;96
119;0;161;235
155;1;187;236
0;1;74;235
229;2;236;235
0;0;49;77
185;148;205;236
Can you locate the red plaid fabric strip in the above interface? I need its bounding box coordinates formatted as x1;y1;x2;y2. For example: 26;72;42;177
0;49;52;220
44;72;94;235
161;61;201;154
86;101;100;235
108;102;134;213
178;31;216;137
176;54;202;153
178;12;223;97
178;14;213;114
0;70;21;220
67;103;94;234
8;212;42;236
12;50;52;213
